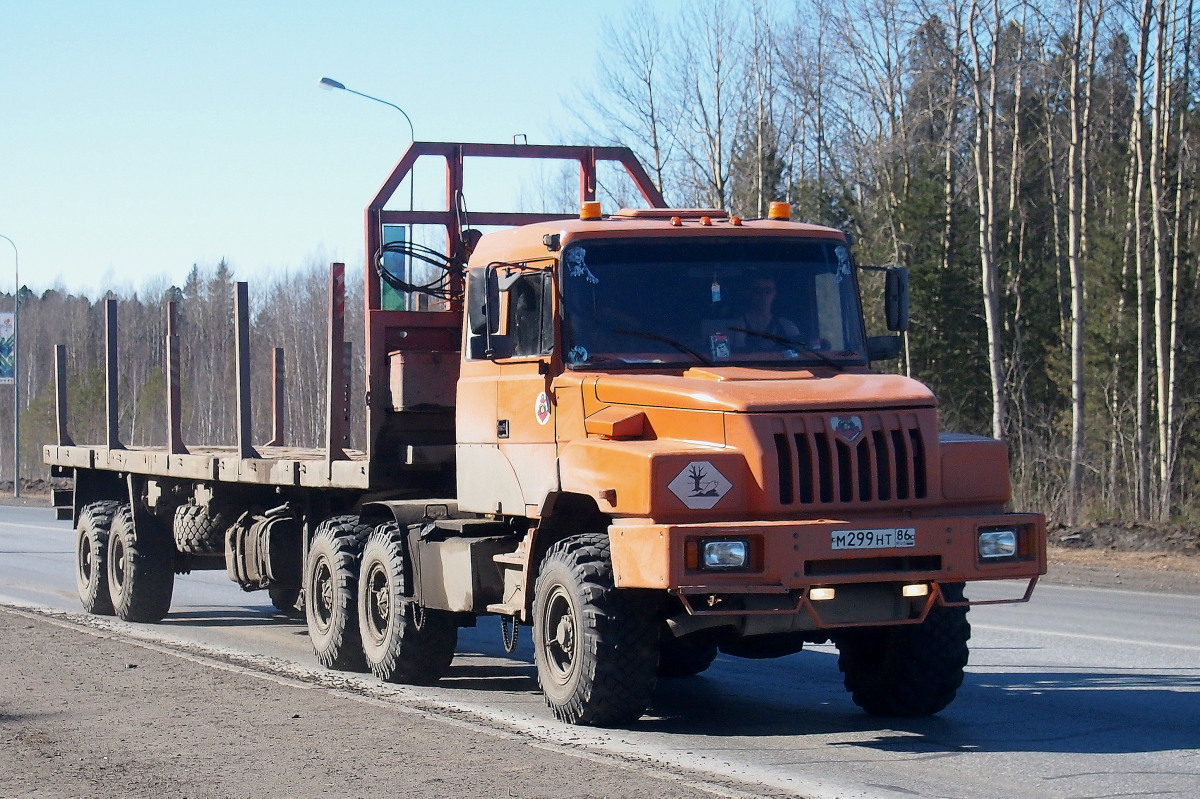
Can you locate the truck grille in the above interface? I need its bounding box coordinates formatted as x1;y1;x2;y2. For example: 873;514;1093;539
772;414;929;506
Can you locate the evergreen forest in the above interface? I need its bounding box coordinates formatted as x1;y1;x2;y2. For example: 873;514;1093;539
5;0;1199;530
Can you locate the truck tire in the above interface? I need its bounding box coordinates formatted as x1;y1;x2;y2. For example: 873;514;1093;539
658;630;719;678
304;516;371;672
269;586;301;613
106;504;175;623
172;501;228;554
532;534;658;726
835;583;971;717
75;501;121;616
357;522;457;684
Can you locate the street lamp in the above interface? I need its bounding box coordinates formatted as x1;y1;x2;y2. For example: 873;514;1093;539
318;77;415;142
319;76;417;309
0;233;18;498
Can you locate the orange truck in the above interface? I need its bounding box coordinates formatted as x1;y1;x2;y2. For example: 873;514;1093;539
45;142;1045;726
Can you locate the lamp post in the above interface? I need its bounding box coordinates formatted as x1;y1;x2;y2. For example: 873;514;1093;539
318;77;415;142
319;77;417;307
0;234;18;498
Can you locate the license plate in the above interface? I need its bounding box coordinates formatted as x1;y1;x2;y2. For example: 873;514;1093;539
831;527;916;550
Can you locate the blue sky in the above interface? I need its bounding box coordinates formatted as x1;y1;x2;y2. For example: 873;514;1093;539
0;0;649;295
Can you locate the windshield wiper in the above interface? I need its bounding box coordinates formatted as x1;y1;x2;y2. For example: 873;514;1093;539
728;327;843;370
611;329;712;366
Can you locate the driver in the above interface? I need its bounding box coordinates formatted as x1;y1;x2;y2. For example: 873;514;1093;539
732;276;800;350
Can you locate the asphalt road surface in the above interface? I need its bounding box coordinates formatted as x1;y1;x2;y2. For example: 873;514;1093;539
2;505;1197;798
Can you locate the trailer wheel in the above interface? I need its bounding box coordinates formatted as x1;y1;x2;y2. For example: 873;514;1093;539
658;630;719;678
304;516;370;672
107;504;175;623
835;583;970;717
532;534;658;726
75;501;121;616
357;522;457;684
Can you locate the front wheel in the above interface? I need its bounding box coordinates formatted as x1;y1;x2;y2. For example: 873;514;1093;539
357;522;457;684
532;534;658;726
835;583;971;717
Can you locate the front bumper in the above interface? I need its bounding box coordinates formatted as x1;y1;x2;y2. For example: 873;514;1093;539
608;513;1045;626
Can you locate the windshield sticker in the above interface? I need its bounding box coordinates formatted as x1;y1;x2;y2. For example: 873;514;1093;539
667;461;733;510
567;345;589;364
564;247;599;284
835;245;852;283
534;392;552;425
709;333;731;361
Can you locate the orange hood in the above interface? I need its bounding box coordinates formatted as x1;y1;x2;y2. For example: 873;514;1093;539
590;368;936;413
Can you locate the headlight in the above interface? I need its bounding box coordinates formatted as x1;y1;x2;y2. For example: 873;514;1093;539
702;539;748;569
978;528;1018;559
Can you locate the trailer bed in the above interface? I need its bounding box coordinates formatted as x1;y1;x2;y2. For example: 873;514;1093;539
43;444;371;489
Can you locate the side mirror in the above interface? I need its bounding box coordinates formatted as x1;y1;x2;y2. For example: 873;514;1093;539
466;268;512;358
467;269;488;335
867;335;903;361
885;266;909;332
467;268;502;336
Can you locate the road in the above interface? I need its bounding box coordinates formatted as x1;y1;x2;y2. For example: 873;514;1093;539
2;505;1197;798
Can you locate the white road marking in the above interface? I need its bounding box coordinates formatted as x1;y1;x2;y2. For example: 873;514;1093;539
973;622;1200;653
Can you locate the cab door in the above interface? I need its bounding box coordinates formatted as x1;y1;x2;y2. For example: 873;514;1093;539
457;266;558;516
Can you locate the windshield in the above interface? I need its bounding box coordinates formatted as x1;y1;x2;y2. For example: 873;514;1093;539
560;237;867;369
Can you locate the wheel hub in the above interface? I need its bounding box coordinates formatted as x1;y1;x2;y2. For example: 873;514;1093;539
365;563;391;643
312;559;334;631
543;586;578;680
110;538;126;588
78;535;94;582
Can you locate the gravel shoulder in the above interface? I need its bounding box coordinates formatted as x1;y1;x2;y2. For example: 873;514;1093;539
1043;545;1200;594
0;605;757;799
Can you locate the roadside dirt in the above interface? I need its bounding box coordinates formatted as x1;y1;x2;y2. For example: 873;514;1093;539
1045;519;1200;595
0;606;759;799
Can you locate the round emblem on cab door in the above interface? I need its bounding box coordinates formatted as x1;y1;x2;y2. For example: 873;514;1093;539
534;391;552;425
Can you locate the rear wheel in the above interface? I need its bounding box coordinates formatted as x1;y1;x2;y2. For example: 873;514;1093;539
532;534;658;726
835;583;970;717
357;522;457;684
304;516;371;672
107;504;175;623
75;501;121;616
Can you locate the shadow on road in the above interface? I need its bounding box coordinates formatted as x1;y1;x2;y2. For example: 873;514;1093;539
641;654;1198;755
149;600;1197;757
159;607;306;628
